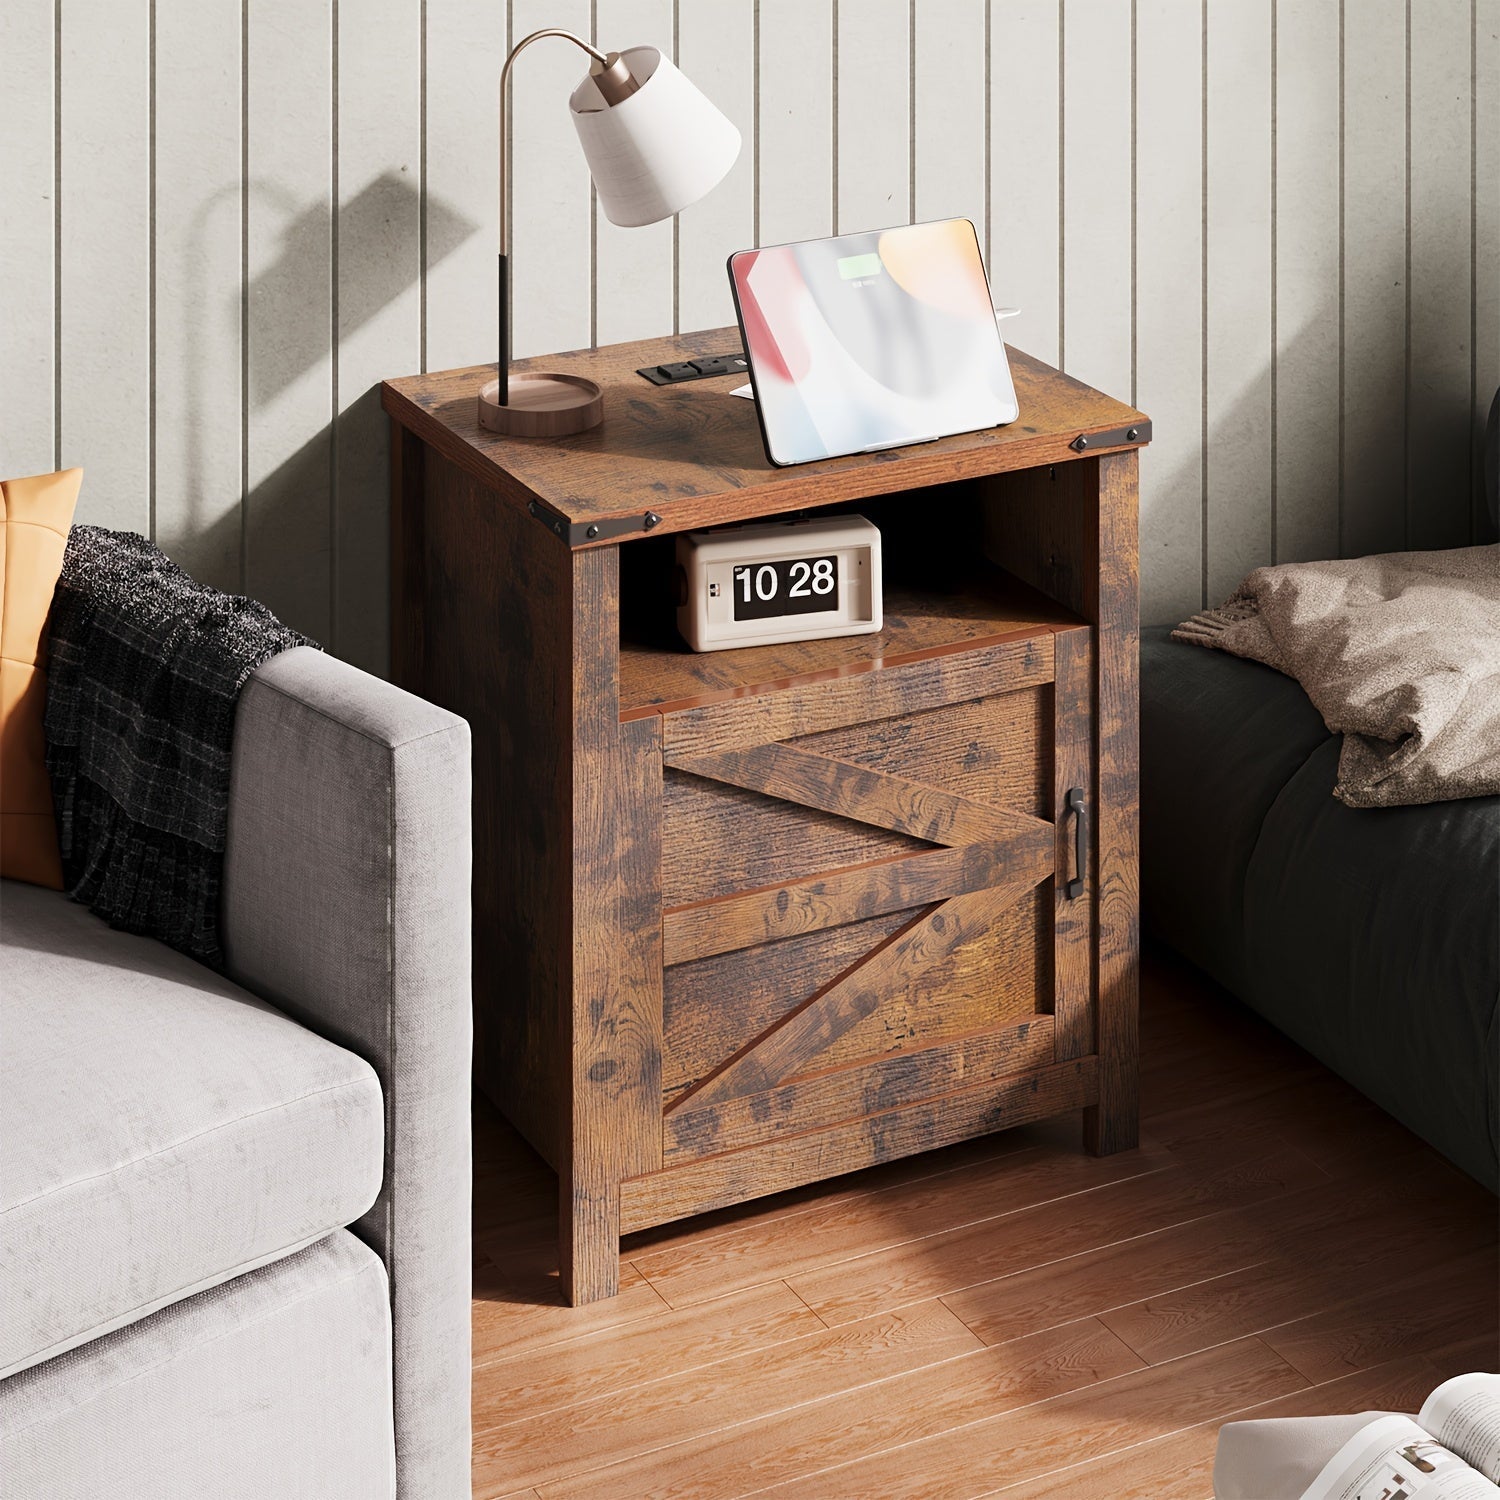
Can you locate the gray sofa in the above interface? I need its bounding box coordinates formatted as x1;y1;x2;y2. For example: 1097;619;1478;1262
1140;626;1499;1193
0;647;473;1498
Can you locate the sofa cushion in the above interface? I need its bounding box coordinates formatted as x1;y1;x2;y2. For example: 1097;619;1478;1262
1245;737;1500;1191
0;467;82;889
0;881;384;1378
0;1230;395;1500
1140;626;1331;994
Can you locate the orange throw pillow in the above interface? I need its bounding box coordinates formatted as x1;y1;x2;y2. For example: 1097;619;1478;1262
1;468;83;888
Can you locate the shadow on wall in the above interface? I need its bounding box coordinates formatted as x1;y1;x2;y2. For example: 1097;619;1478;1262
249;172;476;405
200;170;477;674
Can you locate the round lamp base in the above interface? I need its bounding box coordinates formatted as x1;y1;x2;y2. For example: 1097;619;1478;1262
477;374;604;437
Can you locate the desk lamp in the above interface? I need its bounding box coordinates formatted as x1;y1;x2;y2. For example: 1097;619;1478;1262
481;29;741;437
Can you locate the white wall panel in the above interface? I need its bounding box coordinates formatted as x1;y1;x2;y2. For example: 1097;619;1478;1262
989;2;1060;367
1061;0;1131;401
1274;0;1341;566
1478;0;1500;539
1408;0;1474;551
424;0;507;374
1204;0;1273;602
676;0;755;333
58;0;151;533
758;0;834;248
1342;0;1407;558
836;0;910;235
16;0;1495;667
913;0;987;247
509;0;593;356
0;1;56;478
335;0;423;672
153;1;243;594
246;0;333;643
593;0;675;346
1135;0;1203;624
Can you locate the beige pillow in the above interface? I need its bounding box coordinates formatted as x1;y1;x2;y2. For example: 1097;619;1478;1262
1;468;83;888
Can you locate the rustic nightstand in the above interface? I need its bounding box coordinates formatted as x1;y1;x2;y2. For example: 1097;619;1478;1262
383;332;1150;1304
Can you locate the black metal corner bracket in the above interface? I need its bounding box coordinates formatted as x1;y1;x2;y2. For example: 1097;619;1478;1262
526;499;667;548
1068;420;1151;453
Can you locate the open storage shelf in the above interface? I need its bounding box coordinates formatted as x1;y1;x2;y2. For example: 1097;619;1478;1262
617;486;1087;719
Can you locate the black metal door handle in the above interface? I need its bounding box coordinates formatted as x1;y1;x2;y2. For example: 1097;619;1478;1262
1064;788;1086;899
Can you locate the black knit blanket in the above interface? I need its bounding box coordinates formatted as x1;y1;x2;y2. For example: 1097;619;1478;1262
44;527;315;967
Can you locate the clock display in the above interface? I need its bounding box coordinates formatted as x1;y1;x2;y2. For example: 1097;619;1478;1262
732;555;840;621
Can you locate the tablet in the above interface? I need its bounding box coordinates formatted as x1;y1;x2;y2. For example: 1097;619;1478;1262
727;219;1019;468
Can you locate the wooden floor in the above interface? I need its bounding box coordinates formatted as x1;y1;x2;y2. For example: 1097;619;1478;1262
470;949;1499;1499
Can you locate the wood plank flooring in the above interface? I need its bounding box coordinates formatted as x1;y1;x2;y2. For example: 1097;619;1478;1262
470;949;1498;1499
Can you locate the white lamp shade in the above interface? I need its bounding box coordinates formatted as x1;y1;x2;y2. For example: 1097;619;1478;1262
569;47;740;228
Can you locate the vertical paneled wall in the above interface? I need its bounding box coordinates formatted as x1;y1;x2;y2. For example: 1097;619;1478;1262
2;1;1496;674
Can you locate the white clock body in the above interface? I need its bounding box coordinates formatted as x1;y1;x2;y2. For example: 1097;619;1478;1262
675;514;882;653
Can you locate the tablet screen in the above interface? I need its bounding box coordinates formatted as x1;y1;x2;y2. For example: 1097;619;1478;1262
728;219;1018;467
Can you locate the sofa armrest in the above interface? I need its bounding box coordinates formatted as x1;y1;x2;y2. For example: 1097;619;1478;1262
221;646;471;1500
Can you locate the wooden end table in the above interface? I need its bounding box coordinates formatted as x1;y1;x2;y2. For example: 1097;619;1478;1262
383;331;1150;1304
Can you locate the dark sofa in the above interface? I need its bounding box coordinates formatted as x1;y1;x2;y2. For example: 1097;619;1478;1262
1140;625;1499;1192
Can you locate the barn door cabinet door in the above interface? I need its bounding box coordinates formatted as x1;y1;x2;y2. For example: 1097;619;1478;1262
645;624;1098;1182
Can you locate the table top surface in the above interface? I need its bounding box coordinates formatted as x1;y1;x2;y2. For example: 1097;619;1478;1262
383;328;1150;548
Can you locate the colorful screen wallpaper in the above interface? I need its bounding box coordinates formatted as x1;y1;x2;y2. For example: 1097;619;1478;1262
730;219;1018;466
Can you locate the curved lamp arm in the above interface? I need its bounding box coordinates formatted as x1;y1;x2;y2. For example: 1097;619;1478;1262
495;29;638;405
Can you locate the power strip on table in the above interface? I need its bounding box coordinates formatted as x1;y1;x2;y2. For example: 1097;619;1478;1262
636;353;748;385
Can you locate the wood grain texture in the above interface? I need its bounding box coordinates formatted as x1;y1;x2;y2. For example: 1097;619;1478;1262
668;741;1054;851
788;1144;1327;1329
621;571;1077;720
421;448;572;1167
662;772;925;909
478;1301;979;1497
663;838;1046;966
620;1059;1098;1236
468;957;1498;1499
630;1131;1164;1308
655;630;1057;756
664;882;1049;1108
541;1317;1135;1500
798;686;1050;817
1051;624;1095;1059
381;338;1149;543
562;548;663;1303
662;910;918;1100
663;1020;1056;1162
389;418;424;694
978;453;1139;1153
670;882;1049;1113
1094;1170;1498;1368
996;1355;1448;1500
752;1337;1307;1499
1085;451;1140;1154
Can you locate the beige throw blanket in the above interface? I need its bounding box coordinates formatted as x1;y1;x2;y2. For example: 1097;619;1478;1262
1174;545;1500;808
